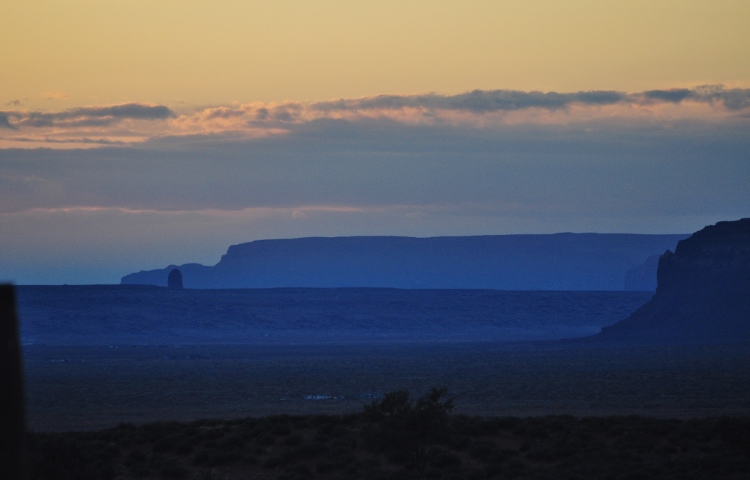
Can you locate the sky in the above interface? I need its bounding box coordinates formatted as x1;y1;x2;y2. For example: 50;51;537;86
2;1;749;284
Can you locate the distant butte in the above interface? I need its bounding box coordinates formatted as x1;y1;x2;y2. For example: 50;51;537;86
592;218;750;344
167;268;183;290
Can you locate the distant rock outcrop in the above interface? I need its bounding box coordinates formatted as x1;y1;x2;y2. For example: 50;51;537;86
623;254;661;291
167;269;183;290
121;234;686;290
594;218;750;344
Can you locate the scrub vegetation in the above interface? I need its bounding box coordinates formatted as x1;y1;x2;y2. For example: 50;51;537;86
28;389;750;480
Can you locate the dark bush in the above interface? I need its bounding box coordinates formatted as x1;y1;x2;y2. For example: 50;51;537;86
174;439;195;454
153;433;188;453
191;448;241;467
262;456;283;469
272;424;292;436
427;447;462;469
284;433;304;446
468;439;498;462
316;460;336;473
362;387;454;471
257;434;276;446
29;435;120;480
216;432;246;450
294;441;329;458
447;434;472;450
317;422;348;438
193;428;226;443
283;464;312;477
159;461;188;479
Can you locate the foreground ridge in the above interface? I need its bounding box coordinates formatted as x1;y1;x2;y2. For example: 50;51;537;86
28;399;750;480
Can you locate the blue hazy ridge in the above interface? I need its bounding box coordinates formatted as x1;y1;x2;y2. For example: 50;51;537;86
16;286;653;346
120;234;688;290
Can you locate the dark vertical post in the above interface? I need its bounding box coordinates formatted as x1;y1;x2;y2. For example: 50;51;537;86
0;284;28;480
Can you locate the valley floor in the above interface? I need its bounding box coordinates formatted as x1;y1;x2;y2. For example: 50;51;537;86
24;342;750;433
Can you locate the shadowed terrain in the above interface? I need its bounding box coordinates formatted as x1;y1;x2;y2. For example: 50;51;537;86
17;287;653;346
27;394;750;480
24;342;750;433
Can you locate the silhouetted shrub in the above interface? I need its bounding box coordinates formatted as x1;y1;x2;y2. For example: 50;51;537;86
193;428;225;443
153;433;188;453
216;432;245;450
283;433;304;446
192;448;241;467
123;450;150;478
29;434;119;480
159;460;188;479
468;439;498;462
446;434;472;450
363;387;454;471
290;416;309;429
294;441;329;458
281;463;311;478
317;421;347;438
316;460;335;474
261;455;283;469
272;424;292;436
427;447;462;469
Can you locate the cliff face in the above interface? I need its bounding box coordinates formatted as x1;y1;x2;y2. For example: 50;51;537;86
595;219;750;344
120;234;686;290
656;219;750;297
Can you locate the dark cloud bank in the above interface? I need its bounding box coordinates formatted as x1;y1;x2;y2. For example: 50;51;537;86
1;103;174;129
311;85;750;114
2;86;750;130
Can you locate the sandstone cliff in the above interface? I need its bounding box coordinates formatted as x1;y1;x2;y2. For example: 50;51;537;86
595;218;750;344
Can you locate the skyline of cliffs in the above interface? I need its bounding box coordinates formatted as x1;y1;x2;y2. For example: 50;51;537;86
594;218;750;344
122;233;686;291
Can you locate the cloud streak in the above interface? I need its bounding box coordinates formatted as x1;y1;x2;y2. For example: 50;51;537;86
643;85;750;110
2;86;749;149
311;89;630;113
2;103;174;129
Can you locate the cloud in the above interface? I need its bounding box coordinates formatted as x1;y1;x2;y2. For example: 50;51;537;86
0;112;16;129
2;86;749;150
642;85;750;110
307;86;750;117
7;136;126;145
7;103;175;128
188;85;750;134
692;85;750;111
311;89;629;114
44;91;69;100
643;89;693;103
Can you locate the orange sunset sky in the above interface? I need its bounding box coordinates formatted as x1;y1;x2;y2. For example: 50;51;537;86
1;1;749;283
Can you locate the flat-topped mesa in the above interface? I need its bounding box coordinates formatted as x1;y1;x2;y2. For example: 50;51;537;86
121;234;687;290
594;218;750;344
